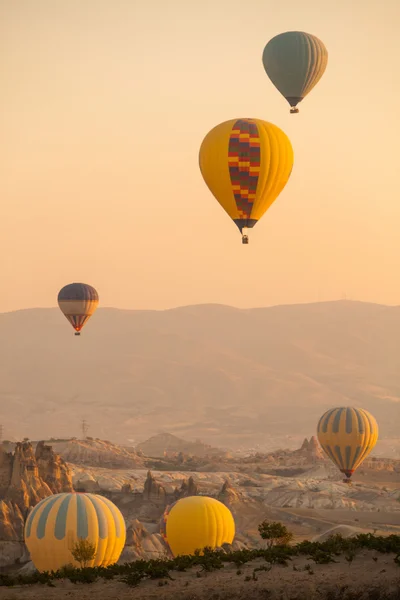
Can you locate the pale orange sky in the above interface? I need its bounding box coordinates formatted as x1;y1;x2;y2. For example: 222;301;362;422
2;0;400;313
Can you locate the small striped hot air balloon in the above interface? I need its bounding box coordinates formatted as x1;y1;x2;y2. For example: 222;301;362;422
161;496;235;557
57;283;99;336
317;407;379;483
199;118;294;244
24;492;126;572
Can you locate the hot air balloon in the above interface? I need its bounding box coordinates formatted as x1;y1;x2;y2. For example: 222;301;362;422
24;492;126;572
58;283;99;336
199;118;294;243
161;496;235;557
160;499;177;547
317;407;378;483
262;31;328;113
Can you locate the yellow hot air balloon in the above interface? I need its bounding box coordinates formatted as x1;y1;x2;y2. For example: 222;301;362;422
58;283;99;336
262;31;328;114
161;496;235;557
317;407;378;483
199;118;294;244
24;492;126;572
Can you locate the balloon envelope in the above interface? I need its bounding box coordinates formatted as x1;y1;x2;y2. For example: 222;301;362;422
58;283;99;334
262;31;328;111
160;499;177;545
317;407;378;479
199;118;293;239
162;496;235;557
24;492;126;572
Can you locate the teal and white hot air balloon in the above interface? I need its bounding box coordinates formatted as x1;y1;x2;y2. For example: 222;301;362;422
262;31;328;113
24;492;126;572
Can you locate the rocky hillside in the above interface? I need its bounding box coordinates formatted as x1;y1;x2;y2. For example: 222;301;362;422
135;432;230;458
0;441;73;567
3;435;400;573
46;438;145;469
2;301;400;448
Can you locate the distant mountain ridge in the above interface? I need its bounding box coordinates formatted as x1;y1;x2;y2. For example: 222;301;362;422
1;300;400;448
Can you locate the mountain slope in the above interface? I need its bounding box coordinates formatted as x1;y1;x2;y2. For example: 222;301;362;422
1;300;400;446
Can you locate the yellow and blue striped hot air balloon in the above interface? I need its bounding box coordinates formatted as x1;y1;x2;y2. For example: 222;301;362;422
57;283;99;336
199;118;294;244
317;407;379;483
162;496;235;557
24;492;126;572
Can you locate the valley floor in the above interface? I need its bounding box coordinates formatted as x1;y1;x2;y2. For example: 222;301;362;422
1;552;400;600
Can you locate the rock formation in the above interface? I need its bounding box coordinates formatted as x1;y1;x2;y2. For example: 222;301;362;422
239;438;326;474
308;436;324;460
174;476;198;499
298;437;324;463
3;441;73;511
0;501;24;541
300;438;310;452
143;471;166;505
74;474;101;493
125;518;148;547
118;518;168;563
35;441;73;494
121;483;133;494
135;471;168;521
0;441;73;567
218;479;241;506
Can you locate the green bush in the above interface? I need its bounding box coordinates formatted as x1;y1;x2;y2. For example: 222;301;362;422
258;520;294;548
70;538;96;568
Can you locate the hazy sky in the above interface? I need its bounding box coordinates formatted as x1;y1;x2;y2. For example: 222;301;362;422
2;0;400;313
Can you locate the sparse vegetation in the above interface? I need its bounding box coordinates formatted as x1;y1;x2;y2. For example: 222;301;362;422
5;529;400;591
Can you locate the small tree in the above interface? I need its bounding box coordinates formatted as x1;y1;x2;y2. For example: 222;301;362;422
70;538;96;568
258;520;293;548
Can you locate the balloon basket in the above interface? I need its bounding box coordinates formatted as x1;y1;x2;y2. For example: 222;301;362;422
74;332;81;336
343;479;352;485
290;108;299;114
242;235;249;244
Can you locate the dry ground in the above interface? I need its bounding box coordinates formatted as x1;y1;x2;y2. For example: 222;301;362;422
1;552;400;600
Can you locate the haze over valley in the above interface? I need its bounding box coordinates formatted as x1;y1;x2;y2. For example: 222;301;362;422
2;299;400;453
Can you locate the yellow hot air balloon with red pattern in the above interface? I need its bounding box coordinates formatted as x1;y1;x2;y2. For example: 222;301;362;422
199;118;294;244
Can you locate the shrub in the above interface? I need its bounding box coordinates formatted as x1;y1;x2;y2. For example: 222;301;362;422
258;520;294;548
70;538;96;568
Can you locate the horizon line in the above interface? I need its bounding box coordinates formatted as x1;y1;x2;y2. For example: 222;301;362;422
1;297;398;317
